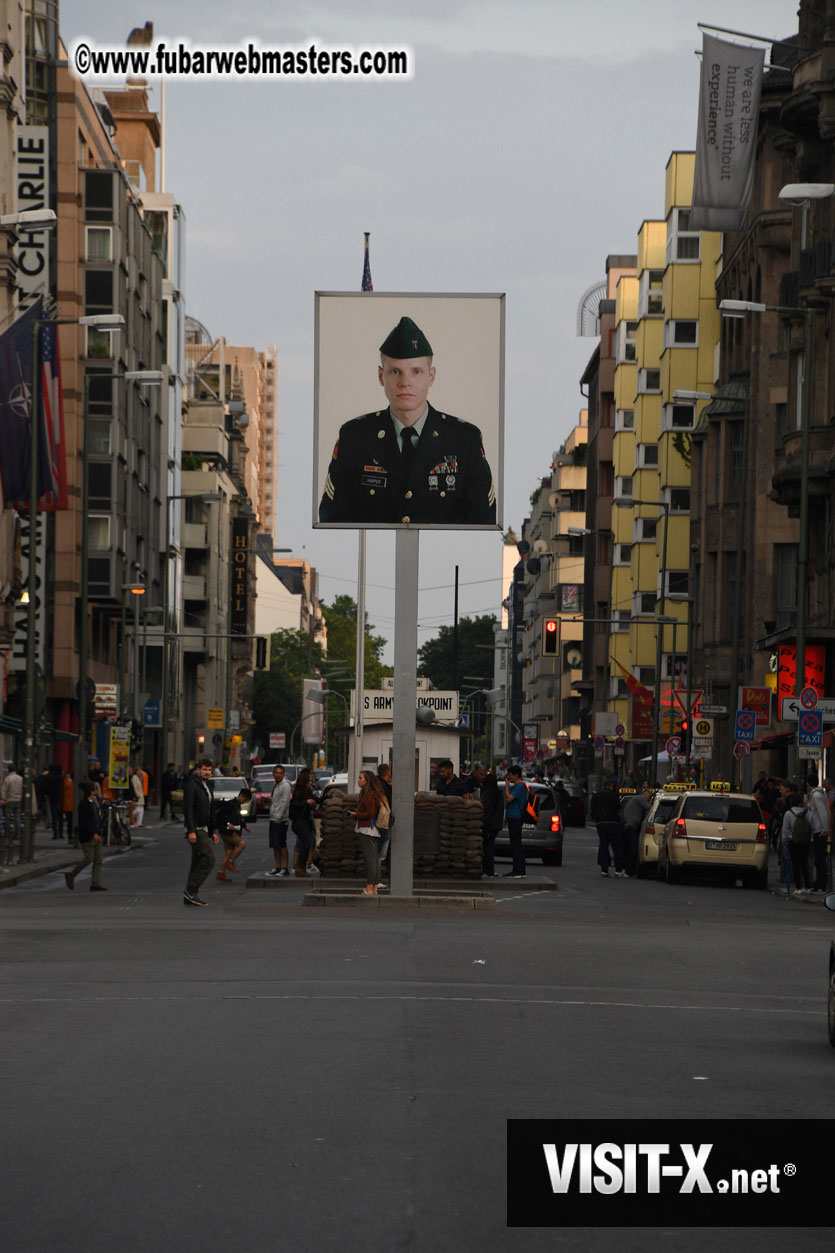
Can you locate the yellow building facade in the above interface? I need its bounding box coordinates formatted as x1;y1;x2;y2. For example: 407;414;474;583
610;153;720;761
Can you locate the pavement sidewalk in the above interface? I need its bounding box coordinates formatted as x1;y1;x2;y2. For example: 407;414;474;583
0;813;175;889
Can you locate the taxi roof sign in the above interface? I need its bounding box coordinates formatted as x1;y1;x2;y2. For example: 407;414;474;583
709;781;731;792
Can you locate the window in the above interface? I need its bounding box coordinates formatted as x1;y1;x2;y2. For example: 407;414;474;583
85;369;113;416
84;170;114;222
635;518;657;542
614;543;632;565
728;422;744;498
638;667;656;688
667;208;701;263
615;475;633;499
567;490;586;512
85;326;113;359
612;609;631;632
85;269;113;316
633;591;657;616
85;226;112;263
617;320;638;363
776;401;788;439
665;320;698;347
87;420;112;454
638;368;661;393
668;487;691;512
615;408;634;431
774;544;797;631
87;462;112;509
87;516;111;549
599;464;613;495
666;571;690;597
639;269;664;318
636;443;659;468
662;402;695;431
87;557;111;596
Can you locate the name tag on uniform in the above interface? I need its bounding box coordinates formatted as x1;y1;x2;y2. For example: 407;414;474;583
361;464;388;488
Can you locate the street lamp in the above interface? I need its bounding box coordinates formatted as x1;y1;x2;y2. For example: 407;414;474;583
614;497;671;787
20;309;124;863
118;584;145;723
306;686;350;770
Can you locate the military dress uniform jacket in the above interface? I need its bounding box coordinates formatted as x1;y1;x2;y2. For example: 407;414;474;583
319;404;496;525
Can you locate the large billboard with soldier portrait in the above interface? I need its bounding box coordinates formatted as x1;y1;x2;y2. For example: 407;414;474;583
313;292;504;530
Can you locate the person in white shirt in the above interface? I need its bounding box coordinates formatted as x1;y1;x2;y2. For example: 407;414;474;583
265;765;292;877
807;772;831;893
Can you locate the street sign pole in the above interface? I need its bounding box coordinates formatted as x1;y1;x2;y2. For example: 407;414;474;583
390;529;419;898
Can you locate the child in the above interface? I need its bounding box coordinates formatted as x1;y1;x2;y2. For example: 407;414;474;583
215;787;252;881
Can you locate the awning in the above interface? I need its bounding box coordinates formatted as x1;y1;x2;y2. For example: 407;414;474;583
750;731;794;751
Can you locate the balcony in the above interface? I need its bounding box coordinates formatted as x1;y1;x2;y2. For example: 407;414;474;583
182;522;207;548
182;574;207;600
771;424;833;514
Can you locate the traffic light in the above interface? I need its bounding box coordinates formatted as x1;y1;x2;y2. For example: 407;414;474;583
254;635;268;669
542;617;559;656
678;717;689;754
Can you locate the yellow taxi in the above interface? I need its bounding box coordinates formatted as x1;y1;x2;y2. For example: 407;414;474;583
657;785;768;889
637;784;689;878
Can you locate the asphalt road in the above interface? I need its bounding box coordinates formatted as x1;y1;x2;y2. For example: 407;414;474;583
0;820;832;1252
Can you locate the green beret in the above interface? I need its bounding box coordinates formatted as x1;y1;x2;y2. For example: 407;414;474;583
379;316;433;359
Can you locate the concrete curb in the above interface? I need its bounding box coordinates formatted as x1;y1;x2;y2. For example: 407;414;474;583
303;888;498;909
247;872;556;893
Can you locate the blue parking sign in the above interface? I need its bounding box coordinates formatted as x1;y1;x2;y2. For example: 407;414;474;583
798;710;823;747
733;709;756;742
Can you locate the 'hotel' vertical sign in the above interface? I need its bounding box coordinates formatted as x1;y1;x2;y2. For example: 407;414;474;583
230;519;248;635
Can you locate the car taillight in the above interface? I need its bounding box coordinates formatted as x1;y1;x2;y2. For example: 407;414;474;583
550;815;561;833
672;817;687;838
647;821;655;834
756;822;767;843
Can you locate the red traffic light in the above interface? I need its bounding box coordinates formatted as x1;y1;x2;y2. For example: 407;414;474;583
543;618;559;655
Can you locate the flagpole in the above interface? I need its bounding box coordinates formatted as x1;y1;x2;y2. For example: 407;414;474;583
350;232;374;783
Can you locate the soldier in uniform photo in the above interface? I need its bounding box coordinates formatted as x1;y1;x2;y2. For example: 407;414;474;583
318;316;496;526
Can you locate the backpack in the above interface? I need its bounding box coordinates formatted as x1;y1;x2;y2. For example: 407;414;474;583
376;799;391;831
524;786;539;823
792;808;812;845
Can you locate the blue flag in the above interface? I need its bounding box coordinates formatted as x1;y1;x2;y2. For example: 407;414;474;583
0;298;42;507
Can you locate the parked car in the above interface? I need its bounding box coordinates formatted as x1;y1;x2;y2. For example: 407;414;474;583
557;781;587;827
825;894;835;1047
494;781;563;866
636;786;687;877
657;789;768;888
315;774;350;816
170;774;255;823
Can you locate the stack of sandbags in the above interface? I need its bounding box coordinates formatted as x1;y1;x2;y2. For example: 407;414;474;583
318;791;364;877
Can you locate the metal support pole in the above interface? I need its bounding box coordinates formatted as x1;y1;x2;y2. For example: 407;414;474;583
727;381;751;781
119;592;127;718
391;528;419;897
791;306;814;786
133;590;141;722
349;531;367;785
649;504;670;789
21;318;42;863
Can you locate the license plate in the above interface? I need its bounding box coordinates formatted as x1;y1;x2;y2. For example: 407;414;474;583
705;840;736;851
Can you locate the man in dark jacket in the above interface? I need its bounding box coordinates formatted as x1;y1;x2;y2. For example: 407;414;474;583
590;779;625;878
65;781;106;892
435;759;473;797
183;757;218;906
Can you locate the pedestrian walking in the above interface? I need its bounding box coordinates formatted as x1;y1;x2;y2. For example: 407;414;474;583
265;765;292;877
621;783;652;877
183;757;218;906
159;762;178;820
1;764;23;850
350;770;387;896
61;770;75;845
807;772;831;893
590;779;625;877
289;768;317;877
215;786;251;882
130;766;145;827
503;764;528;879
476;767;503;878
376;761;394;879
781;792;811;895
65;781;106;892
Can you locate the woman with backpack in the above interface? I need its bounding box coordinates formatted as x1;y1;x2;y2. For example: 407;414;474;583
350;770;389;897
781;792;812;895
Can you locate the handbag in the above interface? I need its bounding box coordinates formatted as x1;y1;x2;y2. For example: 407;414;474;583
291;815;310;838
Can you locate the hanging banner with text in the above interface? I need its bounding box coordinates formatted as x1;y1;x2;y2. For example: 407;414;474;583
690;33;765;232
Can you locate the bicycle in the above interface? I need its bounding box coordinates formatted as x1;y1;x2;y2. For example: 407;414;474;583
101;800;132;846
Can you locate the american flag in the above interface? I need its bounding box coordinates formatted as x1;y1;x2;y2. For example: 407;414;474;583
361;232;373;291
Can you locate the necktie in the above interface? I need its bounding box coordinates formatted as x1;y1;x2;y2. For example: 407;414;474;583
400;426;416;469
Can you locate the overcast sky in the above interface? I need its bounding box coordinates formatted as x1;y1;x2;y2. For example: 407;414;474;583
62;0;797;665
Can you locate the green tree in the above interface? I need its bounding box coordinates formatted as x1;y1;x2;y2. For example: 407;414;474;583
251;628;325;759
417;614;497;691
